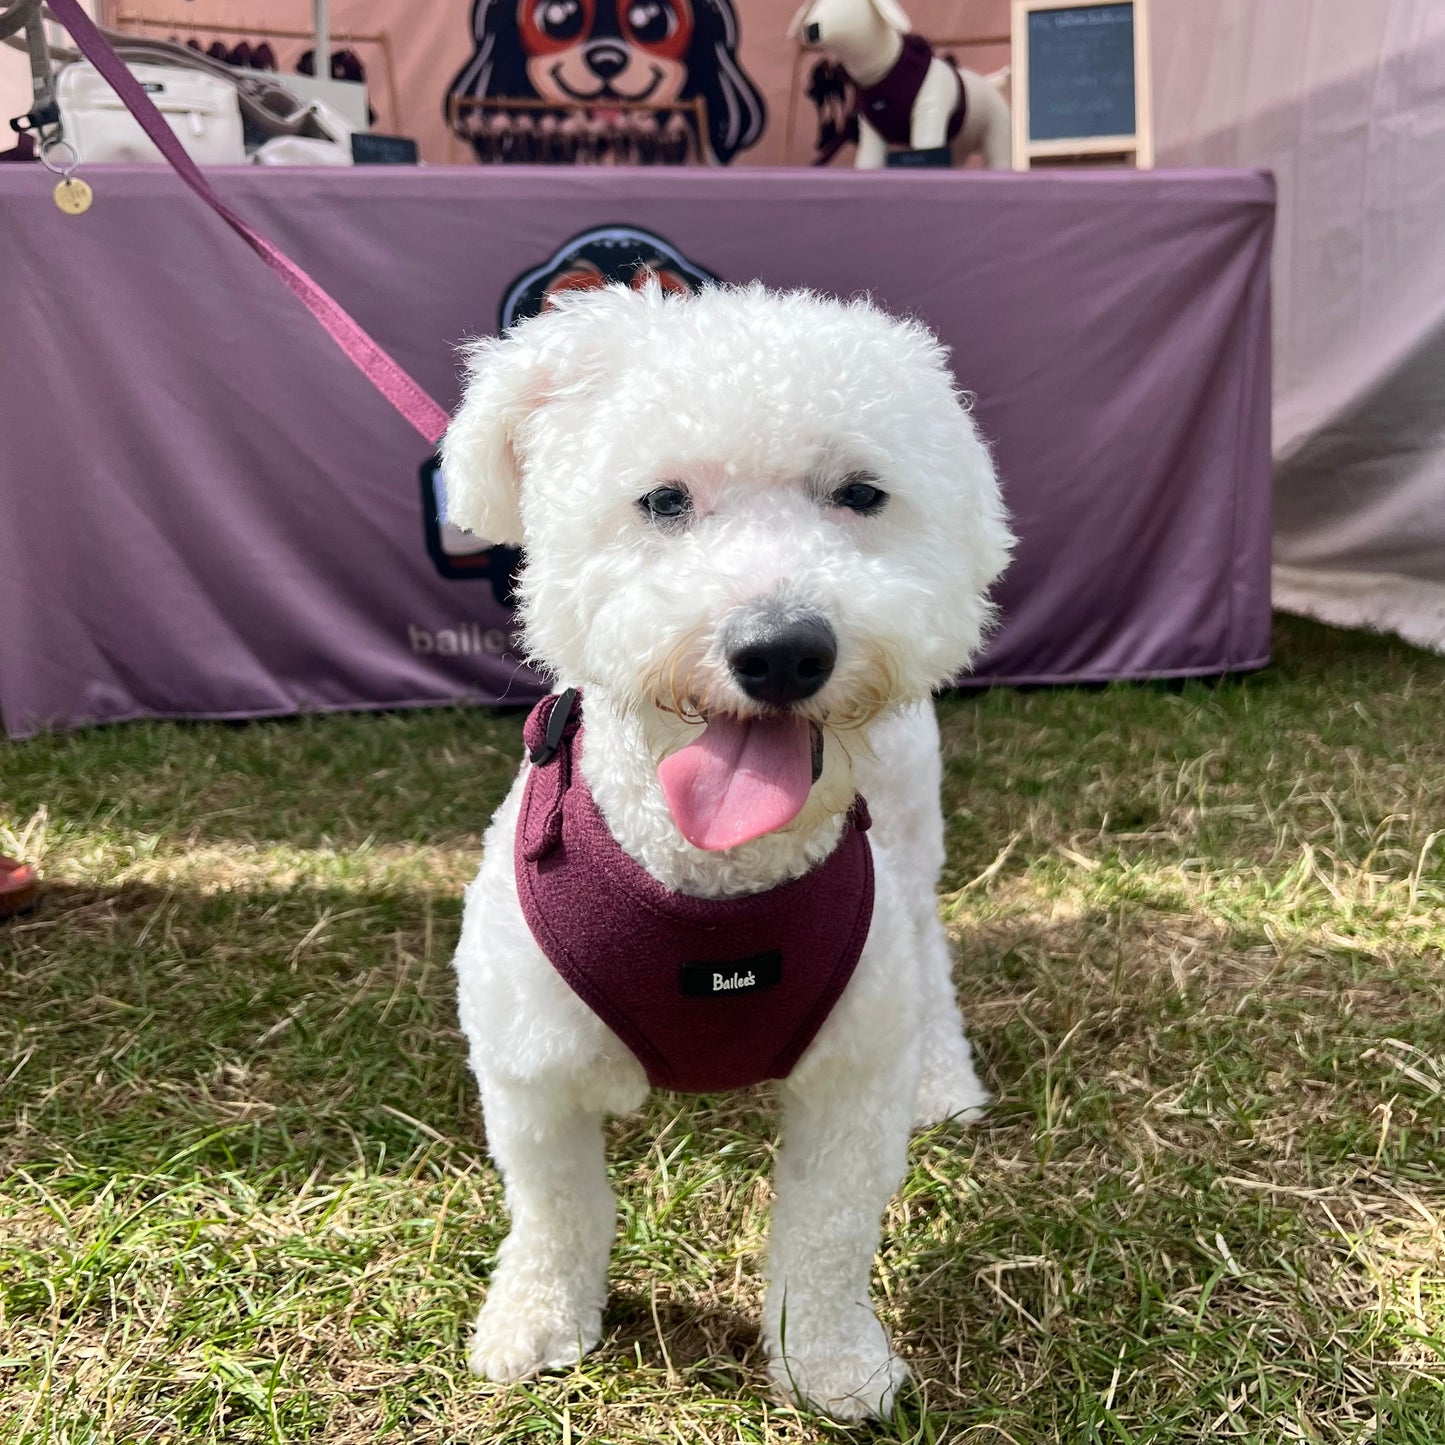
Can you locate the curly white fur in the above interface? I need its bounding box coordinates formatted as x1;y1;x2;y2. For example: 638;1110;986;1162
442;283;1012;1419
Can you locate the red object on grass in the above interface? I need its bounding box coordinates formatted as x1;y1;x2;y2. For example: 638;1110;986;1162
0;855;38;917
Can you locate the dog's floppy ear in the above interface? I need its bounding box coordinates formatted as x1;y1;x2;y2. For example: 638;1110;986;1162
439;332;547;546
441;288;638;543
870;0;912;32
787;2;811;40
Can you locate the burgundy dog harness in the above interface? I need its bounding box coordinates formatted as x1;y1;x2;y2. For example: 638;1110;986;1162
855;32;966;148
515;691;875;1093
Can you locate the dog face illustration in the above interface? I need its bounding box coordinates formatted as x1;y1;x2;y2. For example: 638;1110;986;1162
448;0;766;164
520;0;693;105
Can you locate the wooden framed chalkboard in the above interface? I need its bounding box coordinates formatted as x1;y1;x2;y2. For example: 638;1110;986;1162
1010;0;1153;170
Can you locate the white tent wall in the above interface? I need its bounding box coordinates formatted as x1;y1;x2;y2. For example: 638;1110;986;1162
1153;0;1445;653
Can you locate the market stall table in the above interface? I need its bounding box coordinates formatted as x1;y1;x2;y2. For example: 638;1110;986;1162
0;166;1273;737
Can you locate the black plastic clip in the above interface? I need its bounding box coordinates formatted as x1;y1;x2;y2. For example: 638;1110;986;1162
528;687;579;767
10;102;59;135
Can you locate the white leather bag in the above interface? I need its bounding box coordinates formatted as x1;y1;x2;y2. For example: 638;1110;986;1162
56;60;245;165
252;135;352;167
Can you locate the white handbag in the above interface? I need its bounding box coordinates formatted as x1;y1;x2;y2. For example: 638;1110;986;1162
56;59;245;165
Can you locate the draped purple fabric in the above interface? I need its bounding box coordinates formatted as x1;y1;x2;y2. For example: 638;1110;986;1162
0;166;1273;738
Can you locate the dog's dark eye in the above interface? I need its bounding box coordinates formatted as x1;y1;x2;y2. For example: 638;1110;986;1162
639;485;692;521
537;0;586;41
622;0;691;55
627;1;675;43
830;476;888;515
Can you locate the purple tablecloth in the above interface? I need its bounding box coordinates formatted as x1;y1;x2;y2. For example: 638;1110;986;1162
0;167;1273;738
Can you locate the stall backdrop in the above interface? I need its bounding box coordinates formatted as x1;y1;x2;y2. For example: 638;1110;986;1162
9;2;1441;652
0;165;1274;736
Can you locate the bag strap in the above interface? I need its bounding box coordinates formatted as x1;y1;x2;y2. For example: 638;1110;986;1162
42;0;451;446
2;0;59;134
86;36;328;138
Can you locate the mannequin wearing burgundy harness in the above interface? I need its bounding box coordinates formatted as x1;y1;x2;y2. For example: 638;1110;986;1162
515;690;875;1093
790;0;1012;169
853;32;965;150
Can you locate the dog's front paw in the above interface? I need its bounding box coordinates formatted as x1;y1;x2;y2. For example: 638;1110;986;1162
914;1050;991;1129
768;1327;910;1420
914;1069;991;1128
468;1291;602;1382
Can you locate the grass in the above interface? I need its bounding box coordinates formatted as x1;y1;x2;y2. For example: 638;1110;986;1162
1;612;1442;1443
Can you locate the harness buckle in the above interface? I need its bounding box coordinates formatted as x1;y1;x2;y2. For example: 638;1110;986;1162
528;687;579;767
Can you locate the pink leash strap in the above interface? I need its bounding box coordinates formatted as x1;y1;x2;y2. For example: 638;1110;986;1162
43;0;451;446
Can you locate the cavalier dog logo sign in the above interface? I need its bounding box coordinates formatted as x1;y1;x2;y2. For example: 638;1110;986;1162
446;0;767;165
497;224;719;327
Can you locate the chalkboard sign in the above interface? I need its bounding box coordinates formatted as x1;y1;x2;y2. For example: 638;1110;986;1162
1011;0;1153;169
1028;5;1135;140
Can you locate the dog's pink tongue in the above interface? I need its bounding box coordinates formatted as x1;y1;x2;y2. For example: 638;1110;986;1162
658;714;814;851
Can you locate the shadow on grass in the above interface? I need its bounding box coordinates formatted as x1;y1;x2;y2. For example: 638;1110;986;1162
6;869;1439;1200
3;859;1442;1442
606;1286;760;1373
2;704;530;855
0;875;478;1187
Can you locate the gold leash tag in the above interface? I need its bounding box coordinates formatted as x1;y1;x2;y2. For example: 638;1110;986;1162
54;175;93;215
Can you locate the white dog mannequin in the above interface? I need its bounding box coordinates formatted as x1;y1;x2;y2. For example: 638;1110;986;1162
442;284;1012;1419
790;0;1012;169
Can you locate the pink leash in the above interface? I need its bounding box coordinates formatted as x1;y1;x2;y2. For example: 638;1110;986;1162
43;0;452;446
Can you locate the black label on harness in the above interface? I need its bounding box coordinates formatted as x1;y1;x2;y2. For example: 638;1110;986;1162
680;950;782;998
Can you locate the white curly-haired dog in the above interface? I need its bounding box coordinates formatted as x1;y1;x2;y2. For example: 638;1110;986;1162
441;282;1012;1420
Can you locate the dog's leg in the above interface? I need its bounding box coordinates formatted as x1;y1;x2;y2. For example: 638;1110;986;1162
469;1083;615;1381
859;702;991;1128
900;710;991;1128
909;106;952;151
763;1054;915;1420
973;73;1014;170
914;907;991;1127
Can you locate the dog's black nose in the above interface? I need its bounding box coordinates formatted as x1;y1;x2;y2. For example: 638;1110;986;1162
585;41;629;81
727;615;836;707
803;21;821;44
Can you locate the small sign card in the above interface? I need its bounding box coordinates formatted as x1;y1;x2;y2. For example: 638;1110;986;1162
350;133;419;166
884;146;953;169
1010;0;1153;169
